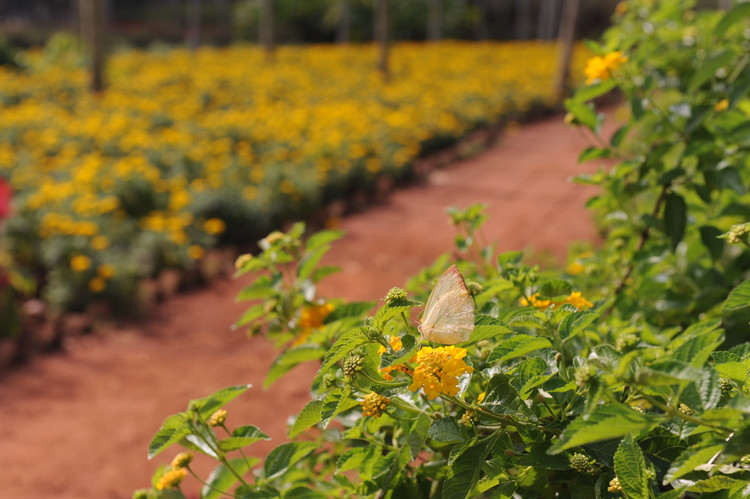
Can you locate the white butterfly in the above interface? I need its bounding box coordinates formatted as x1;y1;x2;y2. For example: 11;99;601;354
418;264;475;345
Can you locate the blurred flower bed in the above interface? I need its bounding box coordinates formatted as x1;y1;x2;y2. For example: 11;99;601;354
0;41;587;316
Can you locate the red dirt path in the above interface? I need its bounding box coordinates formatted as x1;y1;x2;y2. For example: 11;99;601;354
0;112;615;498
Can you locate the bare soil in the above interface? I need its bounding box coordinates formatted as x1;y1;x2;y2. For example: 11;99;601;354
0;112;615;498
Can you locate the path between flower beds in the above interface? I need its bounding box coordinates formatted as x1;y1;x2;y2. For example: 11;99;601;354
0;111;616;498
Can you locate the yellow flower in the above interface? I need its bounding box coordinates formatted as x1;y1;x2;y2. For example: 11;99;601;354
155;467;187;490
235;253;253;269
477;392;485;404
378;335;408;380
298;303;334;330
408;346;474;400
170;451;193;469
715;99;729;112
203;218;226;235
608;477;623;493
188;245;205;260
91;235;110;251
584;51;628;85
522;291;593;310
89;277;106;292
70;254;92;272
97;264;115;279
565;291;593;309
521;292;552;310
566;261;585;275
207;409;227;427
361;391;390;417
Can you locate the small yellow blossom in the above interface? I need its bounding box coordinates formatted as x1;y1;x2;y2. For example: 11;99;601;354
409;346;474;400
188;245;205;260
203;218;226;235
207;409;227;427
97;264;115;279
156;467;187;490
566;261;585;275
170;451;193;469
235;253;253;269
70;254;92;272
584;51;628;84
89;277;106;292
608;476;623;493
521;292;552;309
91;235;110;251
565;291;593;309
293;303;335;346
522;291;593;310
361;391;390;417
715;99;729;112
477;392;485;404
378;335;408;380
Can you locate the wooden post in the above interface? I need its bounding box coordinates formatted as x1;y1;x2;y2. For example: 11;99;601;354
554;0;579;99
78;0;106;93
428;0;442;41
261;0;275;61
375;0;389;80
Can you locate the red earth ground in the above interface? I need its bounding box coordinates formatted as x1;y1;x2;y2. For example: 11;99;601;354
0;111;617;498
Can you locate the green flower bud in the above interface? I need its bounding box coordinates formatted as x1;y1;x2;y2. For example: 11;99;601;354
343;354;364;377
384;287;407;304
570;453;591;473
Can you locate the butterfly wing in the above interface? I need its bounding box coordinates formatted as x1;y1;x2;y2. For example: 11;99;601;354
419;265;475;345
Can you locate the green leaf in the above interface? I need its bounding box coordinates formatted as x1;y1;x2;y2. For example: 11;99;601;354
689;475;748;493
714;361;749;383
374;300;421;329
320;387;359;429
237;275;276;300
442;437;496;499
700;226;725;261
288;400;323;439
558;311;598;340
538;279;572;299
191;385;251;419
723;280;750;313
234;304;266;328
636;360;701;385
689;49;736;92
497;251;523;267
380;334;418;368
324;301;375;323
305;229;344;252
469;315;511;344
672;329;725;368
548;405;653;454
265;346;326;388
715;166;745;194
579;146;611;163
218;425;270;452
317;329;368;377
202;458;259;499
663;193;686;251
148;413;190;459
407;413;431;460
336;446;376;474
715;3;750;37
283;486;329;499
428;417;466;444
487;334;552;364
575;79;618;102
263;442;319;480
297;245;329;282
614;435;650;499
610;124;630;148
564;98;597;131
664;443;724;482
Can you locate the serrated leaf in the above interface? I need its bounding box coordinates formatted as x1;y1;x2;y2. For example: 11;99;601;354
548;405;653;454
148;413;190;459
664;443;724;482
690;475;748;493
320;388;359;429
714;361;749;383
191;385;251;419
218;425;270;452
664;193;686;251
614;435;650;499
723;280;750;313
558;311;598;339
469;315;511;344
636;360;701;385
263;442;318;480
380;334;418;369
672;329;725;369
324;301;375;323
317;329;368;377
442;437;496;499
265;346;326;388
374;301;421;329
538;279;573;299
288;400;323;439
202;458;259;499
428;417;466;444
408;413;431;460
487;335;552;364
336;446;376;474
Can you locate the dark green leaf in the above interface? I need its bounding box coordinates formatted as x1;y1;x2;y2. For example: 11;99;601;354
148;413;190;459
408;413;432;460
487;334;552;363
700;225;725;261
723;280;750;313
297;246;329;281
548;405;654;454
469;315;511;344
265;346;326;388
610;124;630;148
320;388;359;429
203;458;258;499
374;301;421;329
715;167;745;194
283;486;329;499
191;385;251;419
690;476;748;493
218;425;270;452
263;442;318;480
664;443;724;482
689;49;736;92
288;400;323;438
380;334;418;369
663;193;686;251
336;446;376;474
538;279;572;299
442;438;496;499
558;311;598;340
428;417;466;444
614;435;650;499
317;329;368;377
672;329;725;368
324;301;375;323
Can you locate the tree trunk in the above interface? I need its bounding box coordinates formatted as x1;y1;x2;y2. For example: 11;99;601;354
337;0;351;44
375;0;389;80
514;0;530;40
538;0;560;40
428;0;442;41
554;0;579;99
186;0;201;50
261;0;275;61
79;0;106;93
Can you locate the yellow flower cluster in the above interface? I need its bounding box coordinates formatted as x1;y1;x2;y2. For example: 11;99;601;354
293;303;334;346
408;346;474;400
207;409;227;427
361;391;390;417
155;467;187;490
521;291;594;310
584;51;628;84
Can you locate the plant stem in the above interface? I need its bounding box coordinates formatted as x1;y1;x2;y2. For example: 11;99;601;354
186;466;234;497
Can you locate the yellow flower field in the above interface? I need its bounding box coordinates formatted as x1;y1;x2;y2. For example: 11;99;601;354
0;42;588;310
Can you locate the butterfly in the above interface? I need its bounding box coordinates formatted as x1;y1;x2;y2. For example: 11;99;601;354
418;264;475;345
